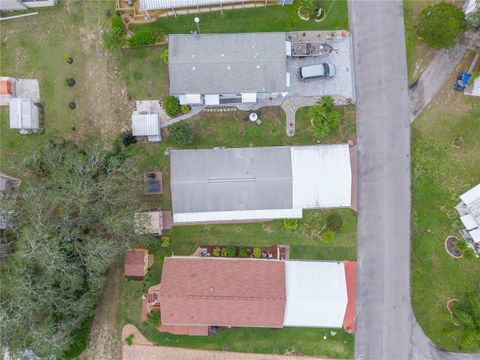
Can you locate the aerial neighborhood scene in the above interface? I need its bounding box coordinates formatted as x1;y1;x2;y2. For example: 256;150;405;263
0;0;479;359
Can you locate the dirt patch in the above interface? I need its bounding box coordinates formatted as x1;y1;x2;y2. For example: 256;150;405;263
75;3;133;140
81;264;123;360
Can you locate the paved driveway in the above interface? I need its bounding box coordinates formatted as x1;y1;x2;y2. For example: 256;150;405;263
287;37;355;101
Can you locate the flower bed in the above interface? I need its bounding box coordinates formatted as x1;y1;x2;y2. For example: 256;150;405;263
199;245;287;260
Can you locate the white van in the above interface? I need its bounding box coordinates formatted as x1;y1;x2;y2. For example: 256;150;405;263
298;63;336;80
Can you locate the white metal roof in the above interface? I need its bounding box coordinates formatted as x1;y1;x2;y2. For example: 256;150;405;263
173;208;302;224
8;97;39;130
469;228;480;243
461;214;478;231
283;261;348;328
291;145;352;208
204;94;220;105
131;112;160;137
241;93;257;103
460;184;480;207
140;0;248;10
472;77;480;96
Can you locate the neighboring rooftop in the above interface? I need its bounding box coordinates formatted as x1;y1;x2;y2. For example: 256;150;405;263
153;257;356;333
170;145;352;223
8;97;39;130
0;173;21;192
168;33;287;95
159;257;286;328
459;183;480;243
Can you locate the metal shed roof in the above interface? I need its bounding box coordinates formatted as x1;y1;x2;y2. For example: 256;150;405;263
283;261;348;328
168;33;287;95
8;97;39;130
131;112;161;137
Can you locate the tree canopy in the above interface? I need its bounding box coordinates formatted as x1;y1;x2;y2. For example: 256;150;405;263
417;3;466;49
0;138;150;358
309;96;342;139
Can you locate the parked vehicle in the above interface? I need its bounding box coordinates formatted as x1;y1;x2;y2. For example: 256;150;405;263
298;63;336;80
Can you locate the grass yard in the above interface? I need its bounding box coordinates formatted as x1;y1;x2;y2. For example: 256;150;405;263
0;1;132;174
129;0;348;35
118;106;357;359
411;54;480;352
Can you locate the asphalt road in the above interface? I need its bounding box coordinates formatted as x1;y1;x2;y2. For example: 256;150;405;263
349;1;480;360
348;0;414;359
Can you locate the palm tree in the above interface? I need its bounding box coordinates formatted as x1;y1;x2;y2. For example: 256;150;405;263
445;288;480;351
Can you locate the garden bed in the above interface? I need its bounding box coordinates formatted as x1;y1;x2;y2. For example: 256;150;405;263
444;235;463;259
199;244;289;260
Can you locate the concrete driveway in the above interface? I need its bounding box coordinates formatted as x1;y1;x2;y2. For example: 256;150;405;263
287;37;355;102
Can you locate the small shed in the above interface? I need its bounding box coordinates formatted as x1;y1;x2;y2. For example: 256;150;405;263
132;112;161;142
124;248;149;280
135;211;172;236
9;97;39;133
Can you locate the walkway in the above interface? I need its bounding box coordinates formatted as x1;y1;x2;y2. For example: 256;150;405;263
160;105;205;128
409;31;479;122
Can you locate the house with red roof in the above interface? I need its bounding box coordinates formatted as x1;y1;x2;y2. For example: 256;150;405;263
143;256;356;335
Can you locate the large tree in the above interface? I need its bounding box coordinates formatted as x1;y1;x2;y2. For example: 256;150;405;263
0;138;151;358
418;3;466;49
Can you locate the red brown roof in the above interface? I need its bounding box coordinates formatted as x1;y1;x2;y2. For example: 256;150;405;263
124;249;147;279
159;257;286;328
0;81;12;95
342;261;356;333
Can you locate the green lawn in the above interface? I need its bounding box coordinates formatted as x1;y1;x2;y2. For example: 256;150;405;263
411;73;480;351
130;0;348;35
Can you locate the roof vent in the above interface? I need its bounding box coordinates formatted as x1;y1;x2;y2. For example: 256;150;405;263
192;67;196;71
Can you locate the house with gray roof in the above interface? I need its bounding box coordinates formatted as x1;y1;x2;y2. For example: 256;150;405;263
168;33;288;106
170;144;353;224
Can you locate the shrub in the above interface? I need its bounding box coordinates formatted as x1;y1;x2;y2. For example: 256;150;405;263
65;77;76;87
283;219;299;231
125;334;134;346
239;247;248;257
164;96;181;117
147;311;161;326
104;15;126;50
161;48;169;64
227;246;237;257
64;54;73;64
160;236;170;248
322;229;335;244
310;96;341;139
128;28;166;48
213;247;221;257
326;212;343;232
180;105;191;114
169;122;194;145
300;0;320;17
62;317;90;359
253;247;262;258
122;130;137;146
418;3;466;49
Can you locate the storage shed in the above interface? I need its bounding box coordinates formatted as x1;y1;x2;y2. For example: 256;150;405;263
131;112;161;142
8;97;39;133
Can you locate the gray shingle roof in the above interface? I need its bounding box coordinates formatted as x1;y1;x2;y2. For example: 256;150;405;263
168;33;287;95
170;147;293;214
